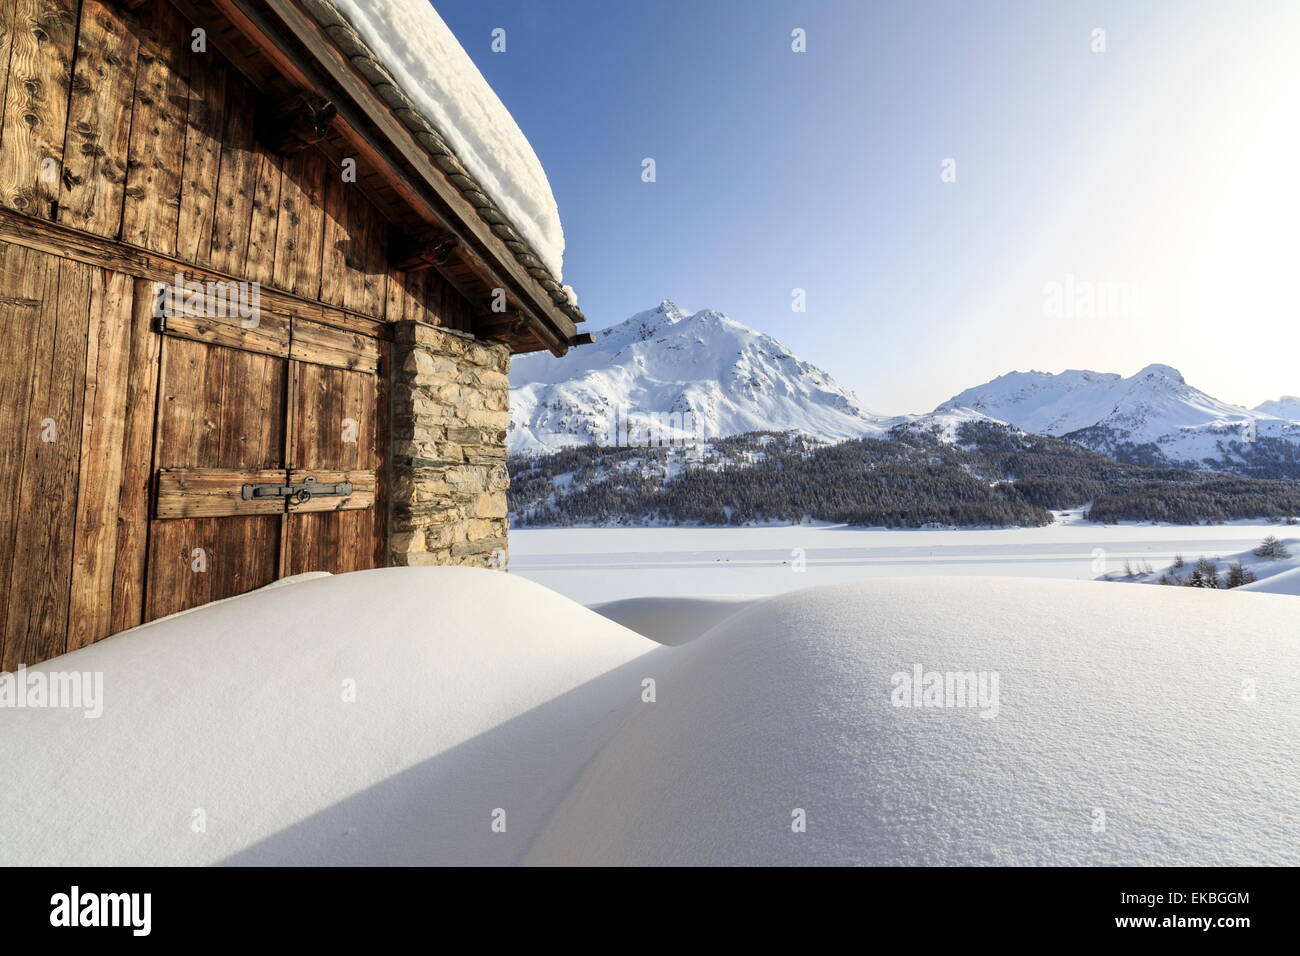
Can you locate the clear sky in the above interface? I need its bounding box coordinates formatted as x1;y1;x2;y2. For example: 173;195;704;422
435;0;1300;414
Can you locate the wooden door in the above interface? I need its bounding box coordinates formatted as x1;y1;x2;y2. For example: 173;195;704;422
146;310;388;620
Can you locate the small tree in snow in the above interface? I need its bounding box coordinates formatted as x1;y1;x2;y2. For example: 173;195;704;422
1224;561;1256;589
1188;557;1221;588
1253;535;1291;559
1171;554;1186;569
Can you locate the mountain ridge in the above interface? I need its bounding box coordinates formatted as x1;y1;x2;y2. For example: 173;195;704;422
509;301;1300;476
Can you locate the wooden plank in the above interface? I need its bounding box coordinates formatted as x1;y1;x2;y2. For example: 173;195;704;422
243;141;281;285
285;468;374;513
0;241;43;661
289;315;379;372
271;145;325;299
121;0;190;255
57;0;139;237
205;72;254;272
0;0;77;220
318;162;348;308
156;278;290;357
145;513;279;620
175;52;227;264
0;0;19;154
0;204;392;337
155;466;286;517
351;187;386;318
66;268;133;650
108;276;161;635
2;255;91;668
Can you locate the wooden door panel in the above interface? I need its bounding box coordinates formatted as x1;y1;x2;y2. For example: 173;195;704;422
283;359;385;575
146;516;281;621
283;510;380;576
155;337;285;469
290;362;378;469
146;337;287;618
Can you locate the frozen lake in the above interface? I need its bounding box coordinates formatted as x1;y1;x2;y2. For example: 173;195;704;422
509;518;1294;604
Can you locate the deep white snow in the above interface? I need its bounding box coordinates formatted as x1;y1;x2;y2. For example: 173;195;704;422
0;567;659;866
509;300;886;454
510;520;1297;604
533;577;1299;865
3;567;1295;866
328;0;565;277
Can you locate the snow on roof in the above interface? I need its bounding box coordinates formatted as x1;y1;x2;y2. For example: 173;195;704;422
3;570;1295;865
316;0;567;280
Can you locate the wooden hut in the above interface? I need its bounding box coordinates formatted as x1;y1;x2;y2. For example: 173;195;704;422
0;0;588;668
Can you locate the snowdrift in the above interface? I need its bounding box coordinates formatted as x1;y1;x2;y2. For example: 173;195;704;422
0;568;661;866
2;571;1296;866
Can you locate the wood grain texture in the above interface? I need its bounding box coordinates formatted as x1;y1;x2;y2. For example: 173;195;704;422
175;51;226;264
0;241;46;662
0;0;77;219
283;358;384;575
155;466;286;517
154;335;285;469
271;146;325;299
0;205;391;338
108;276;161;635
289;315;379;373
205;74;254;273
67;266;132;649
2;254;91;668
145;513;280;620
121;0;189;255
157;281;291;357
243;140;282;285
57;0;139;237
285;469;374;513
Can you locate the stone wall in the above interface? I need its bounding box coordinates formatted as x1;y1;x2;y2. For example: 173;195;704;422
389;320;511;569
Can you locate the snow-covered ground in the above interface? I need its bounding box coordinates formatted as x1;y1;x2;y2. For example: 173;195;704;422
510;518;1299;604
3;567;1296;866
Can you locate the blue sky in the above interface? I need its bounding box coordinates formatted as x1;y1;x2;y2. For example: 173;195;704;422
436;0;1300;413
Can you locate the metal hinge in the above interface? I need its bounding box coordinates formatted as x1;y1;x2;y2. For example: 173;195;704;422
241;476;353;505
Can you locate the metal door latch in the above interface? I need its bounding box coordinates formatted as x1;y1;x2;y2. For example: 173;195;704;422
241;476;353;504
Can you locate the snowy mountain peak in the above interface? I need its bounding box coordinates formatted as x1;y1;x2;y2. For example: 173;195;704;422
1255;396;1300;421
1133;363;1185;384
508;303;887;454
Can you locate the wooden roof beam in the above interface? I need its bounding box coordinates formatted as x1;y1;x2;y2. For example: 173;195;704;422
201;0;575;356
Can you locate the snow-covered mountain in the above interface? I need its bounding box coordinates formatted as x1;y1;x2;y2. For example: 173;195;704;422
932;364;1300;473
1256;396;1300;420
508;301;887;454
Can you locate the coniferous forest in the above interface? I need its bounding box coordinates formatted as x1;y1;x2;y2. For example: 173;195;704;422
509;422;1300;528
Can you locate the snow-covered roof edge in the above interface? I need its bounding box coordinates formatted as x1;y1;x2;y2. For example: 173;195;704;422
300;0;585;327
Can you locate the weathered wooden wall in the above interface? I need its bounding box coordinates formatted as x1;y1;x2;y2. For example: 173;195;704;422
0;0;484;667
0;0;477;329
